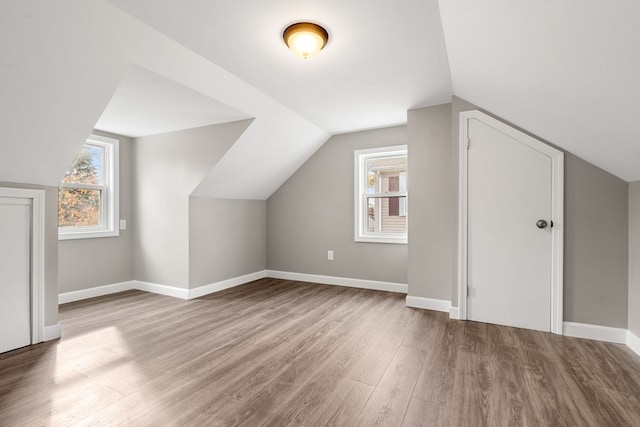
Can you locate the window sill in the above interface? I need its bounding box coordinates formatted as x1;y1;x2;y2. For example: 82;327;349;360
58;229;119;240
355;236;407;245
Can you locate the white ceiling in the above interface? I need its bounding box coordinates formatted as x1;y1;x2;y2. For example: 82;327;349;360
106;0;640;182
95;66;249;138
107;0;453;135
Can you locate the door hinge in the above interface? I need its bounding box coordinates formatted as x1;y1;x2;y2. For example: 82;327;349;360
467;286;469;296
467;138;470;149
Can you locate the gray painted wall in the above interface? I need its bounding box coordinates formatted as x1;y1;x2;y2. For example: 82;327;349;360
628;182;640;336
407;104;453;300
564;155;628;327
189;197;266;287
133;120;251;288
446;97;629;328
58;130;133;293
0;182;59;327
267;126;408;284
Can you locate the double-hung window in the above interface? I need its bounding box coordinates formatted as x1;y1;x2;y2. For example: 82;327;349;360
58;134;119;240
354;145;408;244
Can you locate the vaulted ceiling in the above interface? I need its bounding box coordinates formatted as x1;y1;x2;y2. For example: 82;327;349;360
111;0;640;182
1;0;638;197
108;0;453;135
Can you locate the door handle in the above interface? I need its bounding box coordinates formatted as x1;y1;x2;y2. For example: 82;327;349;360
536;219;548;229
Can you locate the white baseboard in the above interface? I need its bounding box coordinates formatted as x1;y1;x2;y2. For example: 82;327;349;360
59;281;135;304
188;270;268;299
59;272;269;305
266;270;407;294
59;271;407;305
405;295;451;313
627;330;640;356
563;321;627;344
449;306;461;319
43;323;61;341
132;280;190;300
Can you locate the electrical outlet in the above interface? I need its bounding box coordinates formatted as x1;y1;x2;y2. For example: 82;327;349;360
119;219;127;230
327;250;334;260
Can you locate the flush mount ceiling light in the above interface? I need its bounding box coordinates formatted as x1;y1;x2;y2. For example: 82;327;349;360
283;22;329;59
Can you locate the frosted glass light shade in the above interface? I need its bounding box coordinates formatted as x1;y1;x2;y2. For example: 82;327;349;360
283;22;329;59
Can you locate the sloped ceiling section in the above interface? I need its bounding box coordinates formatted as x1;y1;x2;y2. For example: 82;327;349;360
0;0;129;187
439;0;640;182
103;0;640;181
0;0;328;199
95;66;250;138
107;0;453;135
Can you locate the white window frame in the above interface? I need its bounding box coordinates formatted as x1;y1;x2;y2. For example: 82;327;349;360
354;145;408;244
399;171;407;217
58;134;119;240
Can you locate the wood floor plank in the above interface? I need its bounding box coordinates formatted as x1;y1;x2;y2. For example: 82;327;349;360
303;378;375;426
345;325;407;386
550;337;640;426
401;309;446;352
519;342;598;426
22;380;125;427
354;345;425;427
448;346;495;427
344;300;417;387
167;286;353;380
140;286;382;425
1;278;639;427
221;317;347;402
401;397;449;427
575;338;640;397
195;288;365;386
72;385;191;427
460;320;490;355
241;322;377;418
239;289;387;407
0;366;92;426
189;396;303;427
485;323;520;349
412;319;463;406
488;343;540;426
275;326;380;424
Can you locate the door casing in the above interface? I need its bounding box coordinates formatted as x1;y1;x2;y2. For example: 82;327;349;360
0;187;45;347
456;110;564;334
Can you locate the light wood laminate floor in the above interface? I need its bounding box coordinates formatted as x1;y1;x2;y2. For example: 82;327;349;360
1;278;639;426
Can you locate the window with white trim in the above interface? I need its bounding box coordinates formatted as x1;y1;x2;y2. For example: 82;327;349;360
354;145;408;244
58;134;119;240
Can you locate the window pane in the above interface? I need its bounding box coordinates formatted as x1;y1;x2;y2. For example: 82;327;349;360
367;196;407;233
62;144;104;185
58;187;102;227
366;155;407;195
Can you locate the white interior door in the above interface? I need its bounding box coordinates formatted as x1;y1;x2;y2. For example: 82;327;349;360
0;196;33;352
464;113;562;332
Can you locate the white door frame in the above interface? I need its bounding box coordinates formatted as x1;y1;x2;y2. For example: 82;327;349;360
457;111;564;334
0;187;45;344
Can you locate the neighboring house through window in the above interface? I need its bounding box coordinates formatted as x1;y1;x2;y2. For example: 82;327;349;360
354;145;408;244
58;134;119;240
